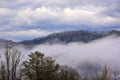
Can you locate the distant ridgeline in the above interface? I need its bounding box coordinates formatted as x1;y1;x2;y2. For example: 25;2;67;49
20;30;120;45
0;39;17;48
0;30;120;47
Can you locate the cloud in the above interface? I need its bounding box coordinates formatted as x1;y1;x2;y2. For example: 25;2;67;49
16;36;120;72
30;36;120;66
0;8;15;24
0;32;120;76
36;37;120;71
1;0;120;9
1;7;120;30
0;0;120;40
15;7;120;26
0;29;50;41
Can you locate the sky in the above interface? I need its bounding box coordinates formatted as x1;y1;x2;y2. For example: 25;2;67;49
0;0;120;41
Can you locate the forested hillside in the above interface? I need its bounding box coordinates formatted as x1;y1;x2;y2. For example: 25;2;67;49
20;30;120;45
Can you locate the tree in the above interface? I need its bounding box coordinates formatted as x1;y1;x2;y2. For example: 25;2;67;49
112;70;120;80
1;47;21;80
95;65;112;80
58;66;81;80
21;51;81;80
21;51;59;80
0;61;6;80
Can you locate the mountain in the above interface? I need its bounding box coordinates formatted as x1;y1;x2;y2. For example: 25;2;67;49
0;39;17;48
20;30;120;46
0;30;120;48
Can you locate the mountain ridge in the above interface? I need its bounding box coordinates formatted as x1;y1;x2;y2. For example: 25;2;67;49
19;30;120;46
0;30;120;48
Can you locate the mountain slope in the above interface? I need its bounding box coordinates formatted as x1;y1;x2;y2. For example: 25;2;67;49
0;30;120;48
20;30;120;45
0;39;17;48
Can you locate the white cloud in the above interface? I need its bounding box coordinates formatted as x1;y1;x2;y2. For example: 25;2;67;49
0;6;120;32
0;29;50;41
0;8;12;16
0;0;120;41
0;8;15;21
18;36;120;70
10;7;120;27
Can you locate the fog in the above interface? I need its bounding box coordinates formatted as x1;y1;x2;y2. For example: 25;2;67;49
0;36;120;75
26;36;120;66
16;36;120;70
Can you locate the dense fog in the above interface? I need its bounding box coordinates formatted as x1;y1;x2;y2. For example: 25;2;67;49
0;36;120;75
14;36;119;70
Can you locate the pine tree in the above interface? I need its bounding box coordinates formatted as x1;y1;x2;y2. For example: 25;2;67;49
21;51;59;80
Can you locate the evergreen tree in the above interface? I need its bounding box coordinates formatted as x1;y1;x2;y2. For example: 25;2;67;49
21;51;59;80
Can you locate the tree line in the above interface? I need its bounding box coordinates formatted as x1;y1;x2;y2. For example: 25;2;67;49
0;47;120;80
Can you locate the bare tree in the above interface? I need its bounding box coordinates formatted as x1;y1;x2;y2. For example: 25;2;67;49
4;47;21;80
112;70;120;80
95;65;112;80
0;61;6;80
5;47;11;80
58;66;81;80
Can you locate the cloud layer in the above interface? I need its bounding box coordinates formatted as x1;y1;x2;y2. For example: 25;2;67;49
0;29;50;41
0;0;120;40
13;36;120;73
30;37;120;68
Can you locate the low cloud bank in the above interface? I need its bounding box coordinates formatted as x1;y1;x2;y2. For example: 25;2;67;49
0;36;120;74
23;36;120;69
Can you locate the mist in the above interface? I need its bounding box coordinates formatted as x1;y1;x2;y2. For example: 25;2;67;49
0;36;120;75
15;36;119;70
